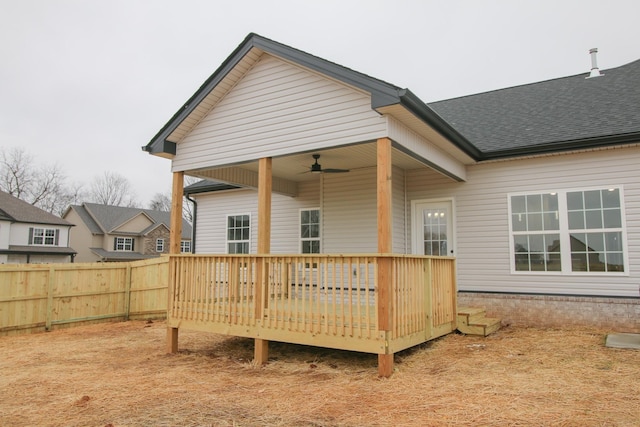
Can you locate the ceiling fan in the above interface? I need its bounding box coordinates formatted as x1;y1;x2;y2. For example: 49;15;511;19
306;154;350;174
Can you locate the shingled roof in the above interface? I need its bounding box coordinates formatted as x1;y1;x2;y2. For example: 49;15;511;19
0;190;72;226
429;58;640;159
69;203;192;239
145;33;640;164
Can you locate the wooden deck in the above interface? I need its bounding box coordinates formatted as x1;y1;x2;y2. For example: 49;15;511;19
167;254;457;355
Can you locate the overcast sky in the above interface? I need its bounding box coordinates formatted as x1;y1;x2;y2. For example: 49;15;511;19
1;0;639;208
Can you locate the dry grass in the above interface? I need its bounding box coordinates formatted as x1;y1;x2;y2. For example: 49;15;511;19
1;320;639;426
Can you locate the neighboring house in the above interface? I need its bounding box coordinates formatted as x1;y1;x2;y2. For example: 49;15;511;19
63;203;192;262
146;33;640;330
0;190;76;264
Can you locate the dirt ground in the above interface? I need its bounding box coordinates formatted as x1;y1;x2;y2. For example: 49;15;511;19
1;320;639;427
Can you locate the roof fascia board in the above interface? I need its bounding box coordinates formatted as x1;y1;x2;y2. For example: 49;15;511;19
184;184;241;195
144;33;405;157
395;89;483;160
251;37;401;108
144;34;260;156
480;132;640;161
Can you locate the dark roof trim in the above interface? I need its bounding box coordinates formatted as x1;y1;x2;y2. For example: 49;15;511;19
397;89;483;160
184;182;241;196
144;33;478;160
479;131;640;161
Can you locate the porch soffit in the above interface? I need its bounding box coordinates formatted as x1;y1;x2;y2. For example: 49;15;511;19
187;142;459;192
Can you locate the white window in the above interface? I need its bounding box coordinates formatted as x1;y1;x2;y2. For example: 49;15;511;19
226;214;250;254
29;228;59;246
156;238;164;252
509;187;626;274
114;237;134;251
300;208;320;254
180;240;191;253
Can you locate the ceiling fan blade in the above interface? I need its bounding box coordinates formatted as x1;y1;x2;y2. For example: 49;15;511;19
322;168;350;173
304;154;349;174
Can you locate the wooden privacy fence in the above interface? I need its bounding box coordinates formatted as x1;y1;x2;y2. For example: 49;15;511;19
0;257;169;336
168;254;457;354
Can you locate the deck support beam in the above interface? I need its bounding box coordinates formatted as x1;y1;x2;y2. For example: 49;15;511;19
167;171;184;353
255;157;272;365
377;137;394;377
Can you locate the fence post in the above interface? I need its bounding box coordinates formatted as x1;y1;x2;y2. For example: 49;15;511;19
45;265;55;331
124;263;132;320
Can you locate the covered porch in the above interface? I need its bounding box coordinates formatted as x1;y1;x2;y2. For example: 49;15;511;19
165;137;460;376
166;253;456;371
146;34;480;376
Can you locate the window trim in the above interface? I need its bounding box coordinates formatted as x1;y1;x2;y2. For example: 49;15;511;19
180;240;191;253
508;186;629;276
225;213;251;254
299;207;321;254
156;238;164;253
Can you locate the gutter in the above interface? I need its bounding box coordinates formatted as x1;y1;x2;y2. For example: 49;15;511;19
479;131;640;161
185;193;197;253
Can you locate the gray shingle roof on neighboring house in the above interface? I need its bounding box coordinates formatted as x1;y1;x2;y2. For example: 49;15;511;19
71;203;191;239
429;59;640;159
89;248;158;261
0;190;72;226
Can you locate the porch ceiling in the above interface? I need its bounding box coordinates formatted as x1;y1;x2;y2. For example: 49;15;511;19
187;141;444;186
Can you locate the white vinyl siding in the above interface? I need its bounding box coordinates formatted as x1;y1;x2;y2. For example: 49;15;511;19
322;168;377;253
406;145;640;297
193;181;320;254
393;166;407;253
172;54;387;172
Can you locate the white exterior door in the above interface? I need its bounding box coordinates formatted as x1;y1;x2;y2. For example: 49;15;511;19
412;200;454;256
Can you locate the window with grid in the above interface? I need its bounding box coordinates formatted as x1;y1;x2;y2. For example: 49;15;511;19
180;240;191;253
511;193;561;272
300;209;320;254
509;187;626;274
567;189;624;272
114;237;134;251
29;228;59;246
156;238;164;252
226;214;250;254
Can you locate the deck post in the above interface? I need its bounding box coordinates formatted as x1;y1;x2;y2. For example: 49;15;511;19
255;157;272;365
167;171;184;353
377;137;394;377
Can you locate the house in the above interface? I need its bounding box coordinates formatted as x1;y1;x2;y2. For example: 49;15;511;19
63;203;192;263
0;190;76;263
144;33;640;374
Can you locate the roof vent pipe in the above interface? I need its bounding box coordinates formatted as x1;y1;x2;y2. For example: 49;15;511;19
587;48;603;78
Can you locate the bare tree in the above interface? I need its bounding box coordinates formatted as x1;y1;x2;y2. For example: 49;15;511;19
0;147;35;199
148;192;171;212
88;171;137;207
0;147;80;215
147;176;200;223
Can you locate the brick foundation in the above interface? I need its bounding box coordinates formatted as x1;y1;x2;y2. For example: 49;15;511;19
458;292;640;333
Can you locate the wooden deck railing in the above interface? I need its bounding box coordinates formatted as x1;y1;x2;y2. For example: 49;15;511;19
168;254;456;354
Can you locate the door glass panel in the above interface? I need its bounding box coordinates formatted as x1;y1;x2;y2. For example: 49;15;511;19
422;208;448;256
